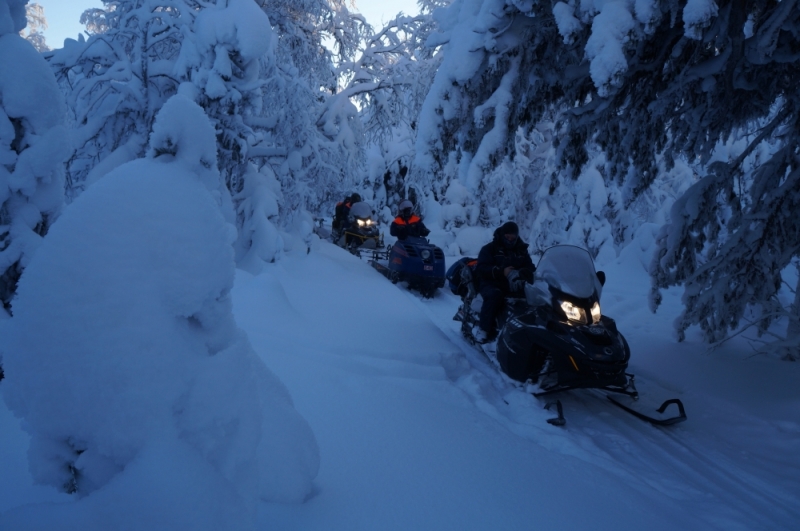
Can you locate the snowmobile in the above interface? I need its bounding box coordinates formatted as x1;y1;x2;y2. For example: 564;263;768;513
455;245;686;427
369;236;446;298
334;202;384;256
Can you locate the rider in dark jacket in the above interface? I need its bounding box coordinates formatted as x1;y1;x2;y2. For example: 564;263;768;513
333;193;360;232
390;200;430;240
474;221;534;342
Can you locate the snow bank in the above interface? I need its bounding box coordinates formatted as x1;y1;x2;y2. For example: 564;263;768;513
0;95;318;530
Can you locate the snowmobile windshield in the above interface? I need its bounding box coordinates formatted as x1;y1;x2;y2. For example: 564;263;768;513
349;202;373;220
536;245;601;299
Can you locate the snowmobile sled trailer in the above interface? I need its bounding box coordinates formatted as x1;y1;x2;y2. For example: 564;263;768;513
370;236;446;298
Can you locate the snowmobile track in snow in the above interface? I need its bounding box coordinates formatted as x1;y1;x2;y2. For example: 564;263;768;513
399;287;800;530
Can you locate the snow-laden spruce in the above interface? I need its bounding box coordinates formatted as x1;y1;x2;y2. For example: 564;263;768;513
0;1;69;315
404;0;800;353
0;95;319;529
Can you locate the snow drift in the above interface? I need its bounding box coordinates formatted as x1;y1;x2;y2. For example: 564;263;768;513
0;95;318;530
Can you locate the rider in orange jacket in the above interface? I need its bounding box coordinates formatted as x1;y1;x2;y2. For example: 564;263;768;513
390;200;430;240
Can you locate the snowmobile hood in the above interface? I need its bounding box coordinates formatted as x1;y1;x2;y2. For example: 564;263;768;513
535;245;602;299
349;201;373;220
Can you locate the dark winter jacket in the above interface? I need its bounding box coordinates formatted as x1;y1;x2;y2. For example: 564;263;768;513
390;215;430;240
333;200;352;230
475;224;534;292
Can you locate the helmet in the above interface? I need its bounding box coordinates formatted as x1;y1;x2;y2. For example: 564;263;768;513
398;199;413;219
351;193;362;203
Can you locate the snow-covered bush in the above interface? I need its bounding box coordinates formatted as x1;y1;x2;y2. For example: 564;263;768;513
0;2;69;315
48;0;191;199
0;95;318;527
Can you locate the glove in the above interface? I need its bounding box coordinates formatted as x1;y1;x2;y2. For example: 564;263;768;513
507;269;525;292
518;268;534;283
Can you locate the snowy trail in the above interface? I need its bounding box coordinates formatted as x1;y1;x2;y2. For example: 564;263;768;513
4;239;796;529
386;247;800;530
236;243;702;529
231;241;800;529
412;301;787;530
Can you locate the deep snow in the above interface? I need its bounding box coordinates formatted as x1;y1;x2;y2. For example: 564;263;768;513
5;230;795;529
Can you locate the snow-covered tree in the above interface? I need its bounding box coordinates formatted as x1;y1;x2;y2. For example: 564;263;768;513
637;3;800;357
20;2;48;51
79;1;120;36
0;95;319;521
0;0;69;315
48;0;192;200
357;3;449;223
409;0;800;354
409;1;701;218
172;0;283;270
234;0;369;263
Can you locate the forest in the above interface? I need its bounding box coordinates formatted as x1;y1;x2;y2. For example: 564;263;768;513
1;1;799;528
8;0;796;355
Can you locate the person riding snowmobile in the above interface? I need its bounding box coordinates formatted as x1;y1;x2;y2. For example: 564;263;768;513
333;193;361;232
390;200;430;240
474;221;534;342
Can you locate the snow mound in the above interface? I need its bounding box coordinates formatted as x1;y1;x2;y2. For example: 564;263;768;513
1;96;318;529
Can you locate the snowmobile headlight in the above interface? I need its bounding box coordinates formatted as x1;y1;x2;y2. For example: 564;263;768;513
591;302;601;324
364;219;373;226
560;301;587;325
421;249;432;260
357;219;366;227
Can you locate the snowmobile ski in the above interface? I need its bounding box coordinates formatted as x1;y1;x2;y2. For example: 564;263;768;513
545;400;566;426
606;395;687;426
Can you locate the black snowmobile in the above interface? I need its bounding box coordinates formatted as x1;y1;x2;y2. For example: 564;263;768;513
455;245;686;426
370;236;446;298
334;201;384;255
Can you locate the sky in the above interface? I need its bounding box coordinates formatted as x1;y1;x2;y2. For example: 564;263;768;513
35;0;422;49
